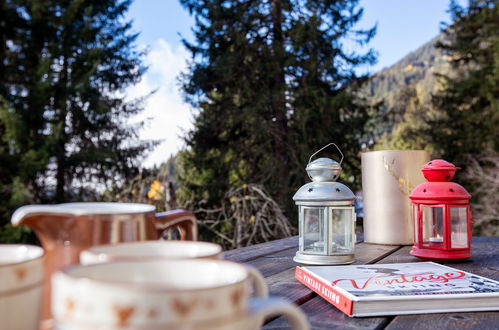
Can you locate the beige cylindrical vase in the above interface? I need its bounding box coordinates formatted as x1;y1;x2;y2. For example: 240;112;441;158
361;150;430;245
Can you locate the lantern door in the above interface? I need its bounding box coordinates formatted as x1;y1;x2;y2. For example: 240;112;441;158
449;205;470;249
420;204;446;249
299;206;327;255
328;206;355;254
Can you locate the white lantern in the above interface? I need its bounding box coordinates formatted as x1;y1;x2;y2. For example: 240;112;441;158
293;143;356;265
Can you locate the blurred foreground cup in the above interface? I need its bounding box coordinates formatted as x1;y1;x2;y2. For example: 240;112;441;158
361;150;430;245
0;244;44;330
52;259;309;330
80;240;223;265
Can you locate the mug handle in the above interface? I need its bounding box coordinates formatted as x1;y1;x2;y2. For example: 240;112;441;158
154;209;198;241
249;297;310;330
246;265;269;298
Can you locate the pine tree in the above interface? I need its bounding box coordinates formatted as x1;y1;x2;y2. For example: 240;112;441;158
431;0;499;162
0;0;151;241
0;0;39;242
178;0;376;228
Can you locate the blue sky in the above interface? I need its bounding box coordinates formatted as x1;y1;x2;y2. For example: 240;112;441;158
358;0;450;72
126;0;452;167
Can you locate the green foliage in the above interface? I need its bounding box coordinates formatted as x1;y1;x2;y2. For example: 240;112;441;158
10;177;33;207
0;224;33;244
430;0;499;163
0;0;152;242
0;96;35;242
178;0;376;229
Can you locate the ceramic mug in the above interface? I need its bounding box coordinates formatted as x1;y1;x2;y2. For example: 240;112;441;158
0;244;44;330
80;241;223;265
52;259;309;330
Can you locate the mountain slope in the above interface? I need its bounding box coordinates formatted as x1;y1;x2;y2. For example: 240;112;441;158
364;34;450;109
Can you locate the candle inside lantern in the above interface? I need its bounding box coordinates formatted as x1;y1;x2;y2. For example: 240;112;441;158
429;235;443;243
427;234;444;248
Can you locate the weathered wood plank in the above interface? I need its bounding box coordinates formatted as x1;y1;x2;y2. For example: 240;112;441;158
372;245;419;264
224;232;364;263
262;243;402;329
223;236;299;262
379;237;499;330
244;247;298;278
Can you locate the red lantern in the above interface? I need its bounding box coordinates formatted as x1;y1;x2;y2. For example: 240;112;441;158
409;159;472;259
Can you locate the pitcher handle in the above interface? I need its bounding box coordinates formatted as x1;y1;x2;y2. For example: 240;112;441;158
154;209;198;241
249;297;310;330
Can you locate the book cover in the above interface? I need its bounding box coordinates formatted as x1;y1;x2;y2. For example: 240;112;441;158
295;262;499;316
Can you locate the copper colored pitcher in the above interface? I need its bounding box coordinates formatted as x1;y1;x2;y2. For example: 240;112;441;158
11;202;197;328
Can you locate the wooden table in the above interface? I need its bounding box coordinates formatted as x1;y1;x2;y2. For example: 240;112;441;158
224;235;499;329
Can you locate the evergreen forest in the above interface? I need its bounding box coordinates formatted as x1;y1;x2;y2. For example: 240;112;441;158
0;0;497;245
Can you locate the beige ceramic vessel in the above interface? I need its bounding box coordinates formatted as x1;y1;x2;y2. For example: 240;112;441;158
361;150;430;245
0;244;44;330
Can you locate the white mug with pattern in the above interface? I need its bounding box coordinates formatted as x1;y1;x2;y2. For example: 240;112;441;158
52;259;309;329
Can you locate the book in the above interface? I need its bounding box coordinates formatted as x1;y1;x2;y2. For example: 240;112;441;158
295;262;499;317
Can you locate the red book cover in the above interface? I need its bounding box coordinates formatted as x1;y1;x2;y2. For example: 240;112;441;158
295;262;499;317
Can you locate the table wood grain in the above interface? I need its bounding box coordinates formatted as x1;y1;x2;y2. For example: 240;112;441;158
229;235;499;329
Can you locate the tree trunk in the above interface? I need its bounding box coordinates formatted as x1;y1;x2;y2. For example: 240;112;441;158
270;0;289;208
55;50;69;202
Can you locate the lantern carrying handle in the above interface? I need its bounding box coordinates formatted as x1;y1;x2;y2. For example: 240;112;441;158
308;143;344;165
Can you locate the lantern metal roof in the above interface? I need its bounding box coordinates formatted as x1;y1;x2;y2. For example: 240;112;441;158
410;182;471;200
294;156;355;202
293;181;355;202
410;160;471;201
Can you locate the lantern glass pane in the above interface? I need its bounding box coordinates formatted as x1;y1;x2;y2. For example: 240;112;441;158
422;206;444;248
450;207;468;249
330;208;353;253
303;207;326;254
